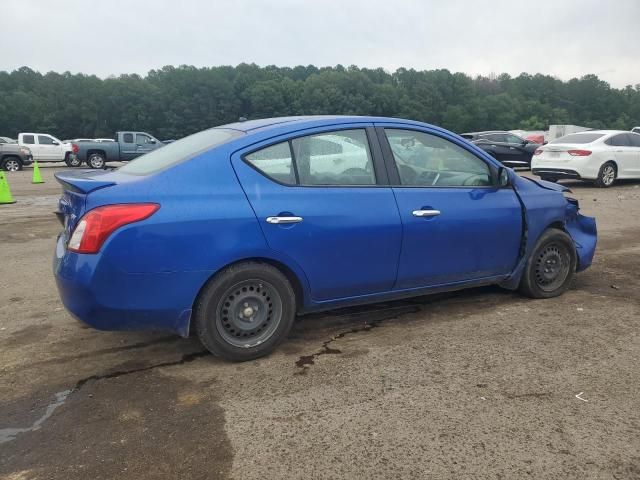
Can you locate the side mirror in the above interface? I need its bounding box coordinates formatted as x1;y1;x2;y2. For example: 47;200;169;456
52;141;59;145
148;139;156;144
498;167;510;187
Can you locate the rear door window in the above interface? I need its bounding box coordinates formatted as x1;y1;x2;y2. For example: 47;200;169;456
629;133;640;147
605;134;630;147
244;129;377;186
291;130;375;186
122;133;134;143
22;135;35;144
245;142;295;185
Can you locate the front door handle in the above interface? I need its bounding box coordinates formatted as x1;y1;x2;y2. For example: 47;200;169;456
266;216;303;224
412;210;441;217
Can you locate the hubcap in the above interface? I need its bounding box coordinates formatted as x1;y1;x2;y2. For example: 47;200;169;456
90;156;103;168
215;279;282;348
5;160;19;171
534;243;571;292
602;165;615;185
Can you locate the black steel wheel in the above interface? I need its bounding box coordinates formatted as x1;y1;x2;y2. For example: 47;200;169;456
195;262;296;361
519;228;576;299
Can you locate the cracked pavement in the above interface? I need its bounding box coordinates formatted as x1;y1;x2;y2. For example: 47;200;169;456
1;166;639;479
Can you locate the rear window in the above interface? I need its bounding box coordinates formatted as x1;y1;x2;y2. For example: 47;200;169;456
119;128;243;176
550;133;604;144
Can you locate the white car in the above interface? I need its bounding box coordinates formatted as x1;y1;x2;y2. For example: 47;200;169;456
18;133;79;166
532;130;640;187
632;127;640;135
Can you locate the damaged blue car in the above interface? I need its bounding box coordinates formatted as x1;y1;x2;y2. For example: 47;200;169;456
53;116;597;361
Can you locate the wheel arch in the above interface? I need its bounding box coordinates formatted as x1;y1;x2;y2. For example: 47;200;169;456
191;256;308;321
87;149;107;159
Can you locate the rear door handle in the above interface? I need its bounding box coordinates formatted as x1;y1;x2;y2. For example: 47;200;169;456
266;216;303;224
412;210;441;217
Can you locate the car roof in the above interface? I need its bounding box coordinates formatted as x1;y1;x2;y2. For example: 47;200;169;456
461;131;513;136
219;115;429;133
566;130;627;136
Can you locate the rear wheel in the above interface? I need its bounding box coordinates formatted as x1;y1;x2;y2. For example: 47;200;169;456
594;162;616;188
1;157;22;172
519;228;576;299
195;262;296;361
87;153;105;169
65;153;82;167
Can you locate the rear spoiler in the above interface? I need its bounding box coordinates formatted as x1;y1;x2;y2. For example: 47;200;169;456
54;170;116;194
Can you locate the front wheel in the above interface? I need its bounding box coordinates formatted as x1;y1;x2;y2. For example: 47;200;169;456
519;228;576;299
1;157;22;172
87;153;105;169
195;262;296;361
594;162;616;188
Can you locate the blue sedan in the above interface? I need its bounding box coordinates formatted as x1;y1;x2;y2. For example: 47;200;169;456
53;116;597;361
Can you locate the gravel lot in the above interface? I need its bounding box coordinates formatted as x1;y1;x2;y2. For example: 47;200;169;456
1;165;639;479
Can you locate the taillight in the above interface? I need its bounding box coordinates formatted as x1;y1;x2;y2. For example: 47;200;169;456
71;143;79;154
68;203;159;254
533;149;543;155
568;149;592;156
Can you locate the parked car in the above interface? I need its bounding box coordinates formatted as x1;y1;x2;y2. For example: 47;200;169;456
74;131;163;168
532;130;640;187
54;116;597;361
1;142;33;171
460;131;540;168
0;136;16;144
18;133;79;166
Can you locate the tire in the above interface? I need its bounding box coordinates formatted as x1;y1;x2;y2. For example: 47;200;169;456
87;153;106;169
519;228;577;299
1;157;23;172
65;153;82;167
195;262;296;361
594;161;616;188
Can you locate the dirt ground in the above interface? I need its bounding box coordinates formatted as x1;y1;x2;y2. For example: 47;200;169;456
1;165;639;479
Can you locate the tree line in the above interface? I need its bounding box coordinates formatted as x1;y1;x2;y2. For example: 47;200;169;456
0;64;639;140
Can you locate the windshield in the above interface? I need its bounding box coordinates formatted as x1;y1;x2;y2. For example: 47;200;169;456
551;133;604;144
119;128;244;175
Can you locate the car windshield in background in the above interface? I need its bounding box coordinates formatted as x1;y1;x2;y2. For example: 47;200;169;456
119;128;244;175
551;133;604;144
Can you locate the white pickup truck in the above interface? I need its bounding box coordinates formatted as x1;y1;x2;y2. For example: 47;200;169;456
18;133;80;166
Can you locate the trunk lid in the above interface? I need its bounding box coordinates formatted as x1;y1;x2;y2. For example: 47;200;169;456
54;170;118;236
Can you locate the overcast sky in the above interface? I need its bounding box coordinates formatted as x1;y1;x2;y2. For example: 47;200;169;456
4;0;639;88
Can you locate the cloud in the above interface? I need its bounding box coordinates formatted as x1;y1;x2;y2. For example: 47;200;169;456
4;0;639;87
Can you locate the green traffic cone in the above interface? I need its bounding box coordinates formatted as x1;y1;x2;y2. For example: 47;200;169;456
32;161;44;184
0;171;16;204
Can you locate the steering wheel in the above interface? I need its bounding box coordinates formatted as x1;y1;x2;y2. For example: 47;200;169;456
463;174;490;186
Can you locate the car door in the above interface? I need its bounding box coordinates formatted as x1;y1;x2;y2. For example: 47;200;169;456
627;133;640;177
606;133;635;178
135;133;158;157
231;126;402;301
37;135;63;161
376;125;522;289
119;133;137;161
20;134;38;159
502;133;532;167
477;133;512;163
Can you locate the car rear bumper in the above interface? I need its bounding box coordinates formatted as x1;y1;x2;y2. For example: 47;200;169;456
53;233;205;337
532;168;581;179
